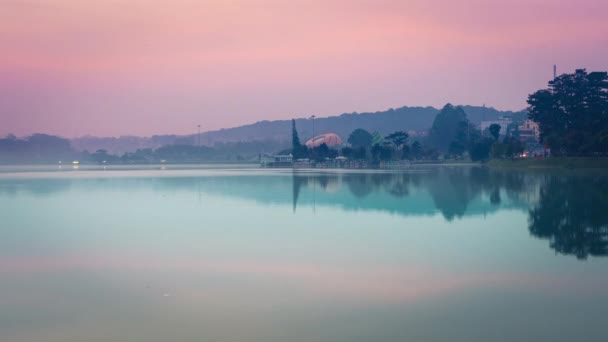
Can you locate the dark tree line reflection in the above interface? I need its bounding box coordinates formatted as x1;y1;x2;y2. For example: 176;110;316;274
291;168;608;259
292;168;534;221
529;175;608;259
1;167;607;259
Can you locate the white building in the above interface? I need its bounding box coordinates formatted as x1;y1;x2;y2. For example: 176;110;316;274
260;154;293;167
518;119;540;142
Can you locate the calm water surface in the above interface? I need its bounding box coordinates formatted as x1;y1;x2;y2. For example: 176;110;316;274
1;166;607;342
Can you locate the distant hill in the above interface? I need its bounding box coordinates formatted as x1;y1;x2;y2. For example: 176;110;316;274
70;135;194;155
70;105;527;154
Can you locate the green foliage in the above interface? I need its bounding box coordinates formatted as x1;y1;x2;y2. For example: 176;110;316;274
491;136;524;159
469;138;493;162
311;143;330;161
341;147;353;158
291;119;301;148
527;69;608;155
503;137;524;158
353;147;367;160
348;129;373;149
385;131;409;148
291;119;307;159
489;124;501;141
0;133;74;164
429;104;470;154
371;144;392;162
411;141;422;159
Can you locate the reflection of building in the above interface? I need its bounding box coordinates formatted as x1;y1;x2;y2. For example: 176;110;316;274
480;116;512;133
518;120;540;142
260;153;292;167
305;133;343;147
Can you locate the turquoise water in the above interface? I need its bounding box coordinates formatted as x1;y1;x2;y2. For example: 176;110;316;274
1;166;607;342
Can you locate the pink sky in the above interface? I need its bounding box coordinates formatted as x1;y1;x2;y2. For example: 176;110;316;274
1;0;607;137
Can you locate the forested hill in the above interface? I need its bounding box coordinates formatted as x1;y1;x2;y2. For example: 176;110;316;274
197;105;526;144
71;105;526;154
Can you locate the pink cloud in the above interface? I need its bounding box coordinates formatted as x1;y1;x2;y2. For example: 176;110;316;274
1;0;607;137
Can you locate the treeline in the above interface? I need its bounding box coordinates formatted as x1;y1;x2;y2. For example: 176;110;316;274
290;120;435;163
290;104;526;164
0;134;78;164
427;104;525;161
528;69;608;156
0;134;283;164
289;68;608;162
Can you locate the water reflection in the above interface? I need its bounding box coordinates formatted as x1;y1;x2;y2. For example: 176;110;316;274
290;168;608;259
1;167;608;342
291;168;537;220
1;167;607;259
529;175;608;259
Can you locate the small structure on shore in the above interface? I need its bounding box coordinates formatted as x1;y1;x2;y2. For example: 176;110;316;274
260;153;293;167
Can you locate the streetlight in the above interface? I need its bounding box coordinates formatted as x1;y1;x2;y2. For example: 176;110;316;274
310;115;316;146
197;124;201;147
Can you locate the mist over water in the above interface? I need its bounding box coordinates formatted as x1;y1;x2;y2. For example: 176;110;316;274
1;166;607;342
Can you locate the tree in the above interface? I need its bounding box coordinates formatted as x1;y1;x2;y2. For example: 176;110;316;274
529;176;608;259
411;141;422;159
429;104;470;153
469;138;493;162
348;128;373;149
92;149;111;164
384;131;409;159
527;69;608;155
503;136;524;158
385;131;409;149
292;119;301;148
291;119;307;159
312;143;330;161
371;144;392;162
489;124;501;141
353;147;367;160
341;147;353;159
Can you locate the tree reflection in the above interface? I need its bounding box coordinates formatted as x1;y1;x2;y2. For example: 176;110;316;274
290;167;544;220
427;168;475;221
291;173;340;212
344;174;374;199
528;175;608;259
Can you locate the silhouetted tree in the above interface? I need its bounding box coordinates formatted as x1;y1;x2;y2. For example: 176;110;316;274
385;131;409;149
341;147;353;159
527;69;608;155
353;146;367;160
291;119;307;159
529;175;608;259
429;104;469;153
348;129;373;149
489;124;501;141
312;143;330;161
411;141;422;159
469;138;493;162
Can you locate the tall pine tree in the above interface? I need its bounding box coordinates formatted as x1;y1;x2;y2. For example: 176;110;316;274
291;119;306;158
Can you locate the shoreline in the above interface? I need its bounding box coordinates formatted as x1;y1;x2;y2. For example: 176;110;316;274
487;157;608;169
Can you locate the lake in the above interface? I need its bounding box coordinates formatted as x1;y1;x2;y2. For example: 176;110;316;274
1;165;607;342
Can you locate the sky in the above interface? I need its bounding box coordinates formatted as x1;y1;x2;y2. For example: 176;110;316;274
1;0;607;138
